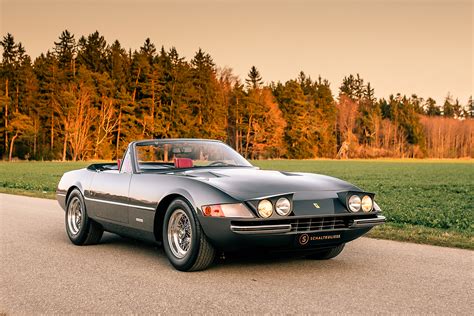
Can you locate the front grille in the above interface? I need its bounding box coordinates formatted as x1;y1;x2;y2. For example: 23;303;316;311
290;217;348;233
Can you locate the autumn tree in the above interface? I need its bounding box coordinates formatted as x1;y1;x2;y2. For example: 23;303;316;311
7;112;34;160
1;34;39;159
0;33;18;157
59;67;96;161
92;71;119;159
336;95;358;157
247;88;286;158
421;116;473;158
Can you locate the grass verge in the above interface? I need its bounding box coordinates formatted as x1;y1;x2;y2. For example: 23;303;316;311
0;187;57;199
367;223;473;250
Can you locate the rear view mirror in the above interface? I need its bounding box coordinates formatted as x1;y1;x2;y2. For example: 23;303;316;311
172;146;193;154
182;146;193;153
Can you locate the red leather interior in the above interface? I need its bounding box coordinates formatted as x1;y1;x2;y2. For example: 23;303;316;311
174;158;193;168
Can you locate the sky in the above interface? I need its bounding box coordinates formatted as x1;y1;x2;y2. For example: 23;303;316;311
1;0;473;104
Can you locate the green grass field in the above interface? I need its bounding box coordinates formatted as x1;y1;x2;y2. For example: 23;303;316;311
0;159;472;249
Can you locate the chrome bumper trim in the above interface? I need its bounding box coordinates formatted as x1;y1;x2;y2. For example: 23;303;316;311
230;224;292;235
84;197;156;211
350;215;386;228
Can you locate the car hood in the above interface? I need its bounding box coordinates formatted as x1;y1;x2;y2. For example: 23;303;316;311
177;167;359;200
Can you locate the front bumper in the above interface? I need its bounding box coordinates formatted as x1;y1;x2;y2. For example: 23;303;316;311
230;215;386;234
199;213;385;251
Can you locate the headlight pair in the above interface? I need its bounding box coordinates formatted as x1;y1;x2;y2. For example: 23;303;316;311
257;197;292;218
348;194;373;212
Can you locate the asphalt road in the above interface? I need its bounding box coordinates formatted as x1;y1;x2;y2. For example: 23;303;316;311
0;193;472;314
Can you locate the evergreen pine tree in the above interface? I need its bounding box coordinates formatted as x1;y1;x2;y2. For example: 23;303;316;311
245;66;263;90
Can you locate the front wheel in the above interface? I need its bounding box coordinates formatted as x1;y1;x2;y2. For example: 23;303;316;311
65;189;103;245
162;198;215;271
306;244;345;260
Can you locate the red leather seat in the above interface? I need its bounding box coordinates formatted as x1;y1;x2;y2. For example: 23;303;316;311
174;158;193;168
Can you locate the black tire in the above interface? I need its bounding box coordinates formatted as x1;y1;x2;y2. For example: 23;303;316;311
162;198;215;271
65;189;103;245
306;244;345;260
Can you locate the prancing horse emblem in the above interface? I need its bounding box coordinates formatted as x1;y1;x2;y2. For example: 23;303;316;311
313;203;320;208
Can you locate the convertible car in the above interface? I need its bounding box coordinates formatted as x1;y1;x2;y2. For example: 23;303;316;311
57;139;385;271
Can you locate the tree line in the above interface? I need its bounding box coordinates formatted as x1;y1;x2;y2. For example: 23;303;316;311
1;31;472;161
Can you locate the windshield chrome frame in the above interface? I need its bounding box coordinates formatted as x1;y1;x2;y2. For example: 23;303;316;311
130;139;253;174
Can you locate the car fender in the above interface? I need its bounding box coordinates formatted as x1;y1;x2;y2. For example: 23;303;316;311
56;169;95;210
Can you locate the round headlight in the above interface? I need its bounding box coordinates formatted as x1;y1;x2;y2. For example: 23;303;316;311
348;195;361;212
275;198;291;216
257;199;273;218
361;195;373;212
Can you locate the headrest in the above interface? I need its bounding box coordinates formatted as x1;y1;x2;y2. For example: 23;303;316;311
174;158;193;168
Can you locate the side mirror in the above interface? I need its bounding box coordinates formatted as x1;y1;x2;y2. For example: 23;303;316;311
117;159;122;171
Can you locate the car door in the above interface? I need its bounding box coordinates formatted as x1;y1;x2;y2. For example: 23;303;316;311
86;149;133;223
127;172;163;233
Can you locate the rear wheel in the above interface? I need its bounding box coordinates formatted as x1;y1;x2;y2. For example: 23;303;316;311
65;189;103;245
162;198;215;271
306;244;345;260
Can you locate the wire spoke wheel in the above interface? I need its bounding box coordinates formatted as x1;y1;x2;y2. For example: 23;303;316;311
67;197;82;235
65;189;103;246
167;209;192;259
163;199;216;271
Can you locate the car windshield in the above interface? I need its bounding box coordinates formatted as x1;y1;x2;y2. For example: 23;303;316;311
135;140;253;172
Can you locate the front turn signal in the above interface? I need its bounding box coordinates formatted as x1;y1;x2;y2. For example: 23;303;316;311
202;203;254;218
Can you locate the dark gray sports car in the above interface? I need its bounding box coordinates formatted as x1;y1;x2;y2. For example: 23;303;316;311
57;139;385;271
